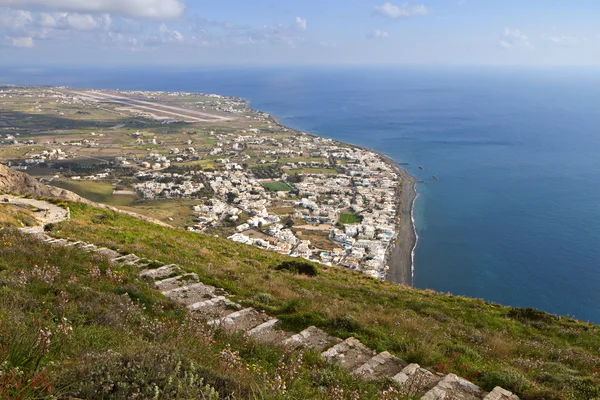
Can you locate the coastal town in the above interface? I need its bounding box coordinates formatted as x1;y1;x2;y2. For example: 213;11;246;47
0;85;410;281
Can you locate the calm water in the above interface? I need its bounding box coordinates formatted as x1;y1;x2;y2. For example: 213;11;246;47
3;66;600;323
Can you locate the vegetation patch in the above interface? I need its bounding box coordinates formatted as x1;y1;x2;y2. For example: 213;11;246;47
275;260;319;277
43;202;600;399
261;180;292;192
0;204;38;228
339;213;362;224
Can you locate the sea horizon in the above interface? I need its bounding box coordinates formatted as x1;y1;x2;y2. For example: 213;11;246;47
3;65;600;323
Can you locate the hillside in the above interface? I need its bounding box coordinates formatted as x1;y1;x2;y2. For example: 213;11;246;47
0;164;82;202
0;169;599;399
9;200;597;399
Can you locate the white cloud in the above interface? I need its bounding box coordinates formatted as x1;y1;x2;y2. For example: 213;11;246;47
159;23;183;41
0;8;32;29
295;16;306;31
498;28;531;49
11;35;33;47
37;12;111;30
375;2;428;19
367;29;389;39
550;35;577;47
0;0;184;19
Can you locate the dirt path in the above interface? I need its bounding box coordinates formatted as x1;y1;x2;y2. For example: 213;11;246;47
2;195;68;233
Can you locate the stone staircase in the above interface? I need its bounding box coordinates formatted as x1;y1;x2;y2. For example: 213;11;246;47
37;234;519;400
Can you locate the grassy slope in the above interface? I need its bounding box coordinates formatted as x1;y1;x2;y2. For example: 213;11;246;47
0;229;398;399
44;202;600;400
0;204;38;228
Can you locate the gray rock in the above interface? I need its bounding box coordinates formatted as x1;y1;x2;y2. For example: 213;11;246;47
352;351;407;380
246;318;293;345
283;326;343;352
483;387;519;400
393;363;442;397
162;282;216;305
321;337;377;371
421;373;485;400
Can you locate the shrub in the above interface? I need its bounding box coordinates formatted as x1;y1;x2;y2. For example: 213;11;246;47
331;315;360;333
481;368;530;394
507;308;558;323
54;348;235;399
521;389;564;400
275;261;318;277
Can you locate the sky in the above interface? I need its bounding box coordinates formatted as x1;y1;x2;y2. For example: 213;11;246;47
0;0;599;66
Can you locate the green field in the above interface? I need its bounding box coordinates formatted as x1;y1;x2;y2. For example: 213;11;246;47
261;180;292;192
339;213;361;224
51;179;136;207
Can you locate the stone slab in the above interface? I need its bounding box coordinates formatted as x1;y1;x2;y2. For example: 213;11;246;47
321;337;377;371
484;387;519;400
392;363;442;396
208;308;272;333
246;318;294;345
189;296;242;320
352;351;407;380
162;282;216;305
154;273;200;291
140;264;181;279
283;326;343;352
421;374;485;400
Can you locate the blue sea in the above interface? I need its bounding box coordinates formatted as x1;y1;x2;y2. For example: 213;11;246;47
3;66;600;323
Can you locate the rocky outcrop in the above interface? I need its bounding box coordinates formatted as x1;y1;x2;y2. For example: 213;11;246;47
0;164;83;201
1;164;172;227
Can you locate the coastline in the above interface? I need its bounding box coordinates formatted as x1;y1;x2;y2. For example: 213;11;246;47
264;109;418;286
377;154;418;287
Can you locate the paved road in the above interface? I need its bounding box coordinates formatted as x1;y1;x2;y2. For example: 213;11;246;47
2;195;68;234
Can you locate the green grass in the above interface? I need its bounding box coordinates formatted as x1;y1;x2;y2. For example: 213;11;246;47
45;201;600;400
0;204;38;228
0;229;410;399
51;179;136;207
339;213;361;224
261;181;292;192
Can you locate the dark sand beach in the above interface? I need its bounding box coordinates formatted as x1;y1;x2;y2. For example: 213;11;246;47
386;167;417;286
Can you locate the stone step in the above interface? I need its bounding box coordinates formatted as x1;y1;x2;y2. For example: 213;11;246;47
208;308;271;333
351;351;407;380
189;296;243;320
154;273;200;291
246;318;294;345
64;241;82;247
321;337;377;371
393;363;442;397
483;387;519;400
283;326;343;352
140;264;181;279
421;374;485;400
50;239;69;246
162;282;216;306
97;247;121;259
113;254;140;263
